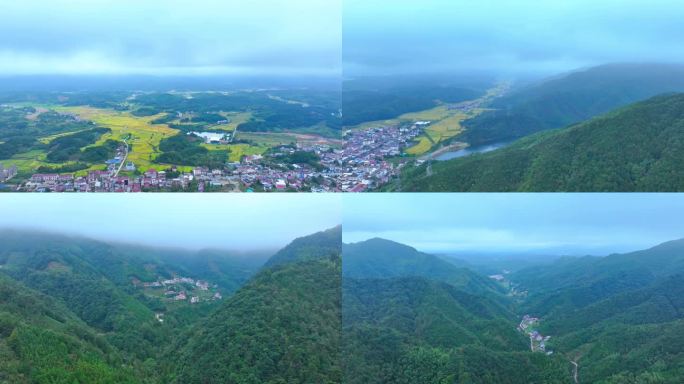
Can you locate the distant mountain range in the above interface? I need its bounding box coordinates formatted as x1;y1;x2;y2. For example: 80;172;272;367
464;63;684;146
510;238;684;383
342;236;684;383
342;237;571;383
343;238;505;296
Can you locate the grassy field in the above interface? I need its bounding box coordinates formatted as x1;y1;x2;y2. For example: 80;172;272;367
38;129;92;144
8;150;50;174
56;106;179;171
219;111;252;131
200;143;269;163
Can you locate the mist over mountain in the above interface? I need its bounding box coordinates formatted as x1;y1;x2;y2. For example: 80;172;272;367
0;227;341;383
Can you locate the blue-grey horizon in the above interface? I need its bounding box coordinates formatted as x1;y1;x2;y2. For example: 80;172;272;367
0;0;341;76
344;0;684;77
343;194;684;256
0;194;341;251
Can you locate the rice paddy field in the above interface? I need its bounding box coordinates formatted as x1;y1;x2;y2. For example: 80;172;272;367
404;110;471;155
5;104;332;176
55;106;179;171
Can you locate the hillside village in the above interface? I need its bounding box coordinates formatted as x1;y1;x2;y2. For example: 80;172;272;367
519;315;553;355
133;275;223;307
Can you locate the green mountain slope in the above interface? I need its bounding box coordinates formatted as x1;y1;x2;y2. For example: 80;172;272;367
343;238;505;296
264;226;342;268
0;274;143;384
170;227;342;384
0;230;271;383
510;240;684;382
342;276;571;384
513;238;684;317
399;93;684;191
464;63;684;145
0;230;264;361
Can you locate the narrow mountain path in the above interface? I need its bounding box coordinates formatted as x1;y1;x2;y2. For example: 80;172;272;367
570;360;579;384
114;135;129;177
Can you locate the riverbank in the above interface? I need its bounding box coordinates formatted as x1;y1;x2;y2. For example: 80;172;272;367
420;141;469;161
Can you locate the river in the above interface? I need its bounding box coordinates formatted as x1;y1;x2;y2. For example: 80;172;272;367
435;141;510;161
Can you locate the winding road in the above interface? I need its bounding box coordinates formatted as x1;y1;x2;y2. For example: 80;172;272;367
114;136;129;177
570;360;579;384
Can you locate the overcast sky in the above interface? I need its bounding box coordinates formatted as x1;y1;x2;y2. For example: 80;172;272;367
0;0;340;76
0;194;340;251
344;0;684;77
343;194;684;256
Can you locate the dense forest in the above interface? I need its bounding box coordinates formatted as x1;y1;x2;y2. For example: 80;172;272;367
397;93;684;191
341;238;573;383
340;236;684;383
509;238;684;382
170;227;342;383
463;63;684;146
0;230;270;383
155;133;229;168
0;228;340;384
3;228;684;382
0;107;103;162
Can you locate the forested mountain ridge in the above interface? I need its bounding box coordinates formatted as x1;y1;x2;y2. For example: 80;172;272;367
513;237;684;317
510;239;684;382
464;63;684;145
0;229;320;384
341;238;573;383
343;238;506;297
0;274;144;383
263;225;342;268
168;226;342;383
399;93;684;191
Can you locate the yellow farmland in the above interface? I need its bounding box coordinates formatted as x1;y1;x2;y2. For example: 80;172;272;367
405;111;471;156
56;106;179;171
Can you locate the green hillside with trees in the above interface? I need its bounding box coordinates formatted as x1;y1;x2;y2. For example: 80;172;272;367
397;93;684;191
343;238;505;297
341;240;573;383
510;238;684;382
0;230;275;383
463;63;684;145
169;227;342;383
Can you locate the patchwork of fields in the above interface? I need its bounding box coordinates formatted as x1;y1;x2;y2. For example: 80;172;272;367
4;105;333;176
56;106;179;171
